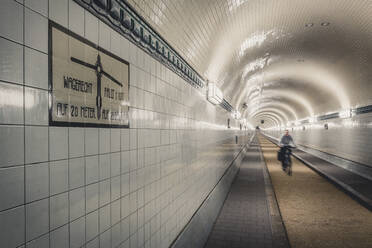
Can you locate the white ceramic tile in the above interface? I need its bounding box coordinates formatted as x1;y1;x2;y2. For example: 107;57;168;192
130;66;137;88
137;149;144;169
111;129;120;152
111;176;121;201
86;183;99;213
84;10;99;45
86;210;99;241
111;222;121;247
0;206;25;247
49;127;68;161
69;187;85;221
25;87;48;125
70;216;86;248
111;199;121;225
25;8;48;53
0;81;23;124
0;166;24;211
129;42;137;66
99;179;110;207
160;130;170;145
86;237;99;248
137;226;144;246
121;151;130;174
121;129;130;151
121;216;130;242
129;192;137;214
26;233;49;248
130;129;137;150
69;157;85;189
111;152;120;177
50;192;68;229
99;128;110;153
25;0;48;17
0;38;23;84
98;21;110;51
99;229;111;248
50;160;68;195
99;154;110;180
130;150;137;171
121;173;130;197
25;162;49;203
85;128;98;155
25;126;48;164
69;0;84;36
120;36;130;62
50;225;69;248
25;47;48;89
137;188;144;208
49;0;68;27
129;212;137;235
0;0;23;43
99;204;111;233
26;198;49;241
69;127;85;158
86;155;99;184
111;30;121;56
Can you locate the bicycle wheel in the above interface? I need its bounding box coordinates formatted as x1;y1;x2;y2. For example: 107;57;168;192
288;161;292;176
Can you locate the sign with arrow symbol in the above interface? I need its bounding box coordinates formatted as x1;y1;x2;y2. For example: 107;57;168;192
49;21;129;128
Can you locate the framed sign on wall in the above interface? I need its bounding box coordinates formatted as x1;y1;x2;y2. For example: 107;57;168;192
49;21;130;128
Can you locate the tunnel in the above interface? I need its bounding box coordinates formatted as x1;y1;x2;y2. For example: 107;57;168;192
1;0;372;247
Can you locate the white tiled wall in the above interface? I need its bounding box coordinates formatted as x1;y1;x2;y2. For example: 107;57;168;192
0;1;248;248
264;113;372;166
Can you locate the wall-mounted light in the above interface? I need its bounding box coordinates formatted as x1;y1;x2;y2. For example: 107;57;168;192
309;116;317;123
207;83;223;105
232;110;241;120
339;109;351;118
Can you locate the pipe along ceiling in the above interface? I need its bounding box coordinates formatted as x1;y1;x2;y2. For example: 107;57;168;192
128;0;372;128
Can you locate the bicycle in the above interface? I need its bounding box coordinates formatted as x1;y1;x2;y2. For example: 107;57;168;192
280;145;295;176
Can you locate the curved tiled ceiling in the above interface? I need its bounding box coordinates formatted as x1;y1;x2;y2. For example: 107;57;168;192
127;0;372;127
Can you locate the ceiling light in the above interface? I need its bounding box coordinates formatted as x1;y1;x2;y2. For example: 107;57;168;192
305;23;314;27
321;22;330;26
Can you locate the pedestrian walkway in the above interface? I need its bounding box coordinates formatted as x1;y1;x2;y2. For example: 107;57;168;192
259;135;372;248
204;138;288;248
264;134;372;211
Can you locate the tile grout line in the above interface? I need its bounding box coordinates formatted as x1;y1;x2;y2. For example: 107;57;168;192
22;0;26;246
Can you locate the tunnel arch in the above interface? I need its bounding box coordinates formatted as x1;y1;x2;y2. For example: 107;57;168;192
251;110;287;126
254;113;281;127
245;100;298;121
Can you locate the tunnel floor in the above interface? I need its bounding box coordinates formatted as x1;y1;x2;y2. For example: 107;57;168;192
259;135;372;248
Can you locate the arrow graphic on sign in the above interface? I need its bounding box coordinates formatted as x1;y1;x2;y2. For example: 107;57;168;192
70;54;123;120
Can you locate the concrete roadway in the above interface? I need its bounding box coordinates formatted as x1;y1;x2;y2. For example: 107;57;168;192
259;135;372;248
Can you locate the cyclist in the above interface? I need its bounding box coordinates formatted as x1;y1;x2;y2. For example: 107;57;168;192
279;129;296;172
